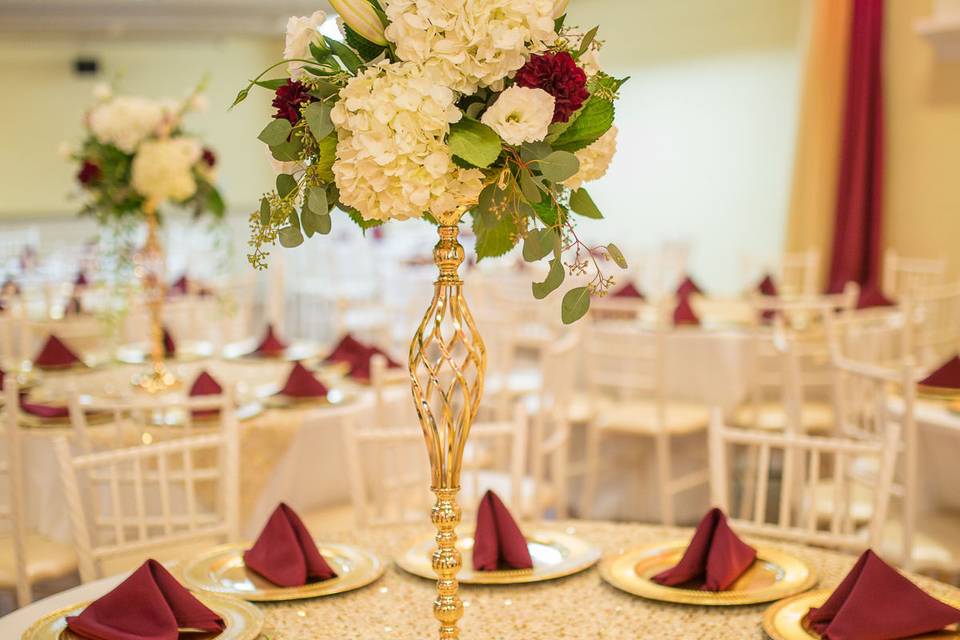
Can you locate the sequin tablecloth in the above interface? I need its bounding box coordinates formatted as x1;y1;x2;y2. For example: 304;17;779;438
6;520;959;639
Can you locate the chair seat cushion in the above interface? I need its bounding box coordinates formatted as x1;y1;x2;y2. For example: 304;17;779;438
731;401;834;433
596;399;710;435
0;534;77;586
880;510;960;573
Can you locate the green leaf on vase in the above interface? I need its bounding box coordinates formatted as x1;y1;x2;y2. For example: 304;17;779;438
576;26;599;57
531;198;567;227
552;97;615;153
269;136;303;162
520;141;553;163
258;119;292;146
448;118;503;168
276;174;298;199
473;206;519;260
324;36;364;74
607;243;628;269
561;286;591;324
569;187;603;219
344;24;387;62
205;187;225;218
519;169;543;204
307;186;328;216
536;150;580;183
532;258;565;300
278;226;304;248
254;78;289;90
522;227;556;262
309;81;341;100
304;102;334;141
259;197;272;225
314;134;338;183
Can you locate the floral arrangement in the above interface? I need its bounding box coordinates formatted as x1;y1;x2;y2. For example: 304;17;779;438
69;83;225;224
237;0;627;323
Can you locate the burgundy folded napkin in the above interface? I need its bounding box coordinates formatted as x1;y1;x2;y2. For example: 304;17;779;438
857;286;896;310
278;362;328;399
652;508;757;591
473;490;533;572
673;294;701;327
757;274;777;296
66;559;225;640
169;274;189;296
162;327;176;357
34;334;82;369
612;282;645;299
806;549;960;640
676;275;703;297
0;368;4;390
74;271;89;287
324;333;368;366
347;346;402;382
243;503;337;587
19;397;69;419
919;355;960;390
189;371;223;418
254;324;288;357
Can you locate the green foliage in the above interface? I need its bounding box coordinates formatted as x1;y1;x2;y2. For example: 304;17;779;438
314;135;337;183
323;36;364;74
551;97;615;153
269;135;303;162
536;150;580;183
258;119;292;146
531;198;567;227
204;185;225;218
276;174;298;199
278;226;304;248
304;102;334;141
576;26;599;57
569;188;603;219
344;24;387;61
448;118;502;168
561;286;591;324
607;243;628;269
532;258;565;300
472;185;520;260
259;198;271;225
522;228;556;262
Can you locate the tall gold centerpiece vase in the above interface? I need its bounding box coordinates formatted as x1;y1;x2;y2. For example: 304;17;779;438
408;205;486;640
133;199;179;393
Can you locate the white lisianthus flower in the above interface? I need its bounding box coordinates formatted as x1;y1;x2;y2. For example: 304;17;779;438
132;137;202;203
383;0;556;94
481;86;555;146
284;10;326;80
88;96;164;154
564;126;618;190
330;60;484;222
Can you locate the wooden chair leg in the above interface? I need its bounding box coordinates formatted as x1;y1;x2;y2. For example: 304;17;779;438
655;433;674;526
581;422;602;519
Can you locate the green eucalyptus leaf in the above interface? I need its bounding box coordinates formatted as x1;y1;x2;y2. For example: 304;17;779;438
532;258;565;300
324;36;363;74
448;118;502;168
205;187;225;218
276;174;298;199
259;197;271;226
561;286;591;324
465;102;485;120
309;80;340;100
307;186;328;216
577;26;599;57
270;136;302;162
537;150;580;183
520;141;553;163
522;228;555;262
288;206;300;229
301;207;316;238
258;119;292;146
519;170;543;204
278;226;304;248
304;102;334;141
569;188;603;219
607;243;628;269
254;78;289;90
552;97;615;153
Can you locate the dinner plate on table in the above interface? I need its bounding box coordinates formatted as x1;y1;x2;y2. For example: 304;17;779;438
180;542;384;601
396;528;601;585
20;593;263;640
762;589;960;639
599;539;817;606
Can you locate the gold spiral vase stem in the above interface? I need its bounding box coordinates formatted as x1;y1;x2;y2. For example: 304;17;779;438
409;211;486;640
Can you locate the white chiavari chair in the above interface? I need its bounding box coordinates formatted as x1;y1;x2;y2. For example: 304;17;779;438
883;249;947;299
581;319;710;525
343;407;530;527
54;394;239;582
741;248;821;297
0;382;77;606
901;282;960;372
709;411;899;551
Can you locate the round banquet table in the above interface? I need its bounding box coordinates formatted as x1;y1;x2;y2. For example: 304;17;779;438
4;520;959;639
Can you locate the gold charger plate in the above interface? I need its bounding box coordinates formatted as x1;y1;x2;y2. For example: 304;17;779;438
223;340;320;363
180;542;384;601
18;411;112;429
115;340;215;364
396;529;601;585
599;539;817;606
262;387;353;409
918;383;960;401
20;593;263;640
762;589;960;639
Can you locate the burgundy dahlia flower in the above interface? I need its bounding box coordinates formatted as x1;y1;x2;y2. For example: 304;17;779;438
515;51;589;123
77;160;102;186
201;147;217;168
272;80;315;125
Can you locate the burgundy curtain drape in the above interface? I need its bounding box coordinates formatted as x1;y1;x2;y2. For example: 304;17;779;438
827;0;885;293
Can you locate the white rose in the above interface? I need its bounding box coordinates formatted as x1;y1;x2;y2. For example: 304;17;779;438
132;137;202;203
88;96;164;153
284;10;326;80
564;126;618;190
481;86;555;146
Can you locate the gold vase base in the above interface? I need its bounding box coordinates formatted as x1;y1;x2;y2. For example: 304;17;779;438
132;364;180;394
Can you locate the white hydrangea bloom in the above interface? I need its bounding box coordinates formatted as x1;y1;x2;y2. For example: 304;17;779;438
284;10;327;80
330;60;484;222
383;0;556;94
481;86;555;146
564;126;618;190
88;96;164;154
132;136;202;203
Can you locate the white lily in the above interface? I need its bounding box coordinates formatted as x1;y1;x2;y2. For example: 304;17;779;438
553;0;570;18
329;0;388;46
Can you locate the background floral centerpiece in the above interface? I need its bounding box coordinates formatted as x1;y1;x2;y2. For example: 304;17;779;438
69;82;224;226
239;0;627;323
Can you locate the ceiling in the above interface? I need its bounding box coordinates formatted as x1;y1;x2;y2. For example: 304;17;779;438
0;1;334;37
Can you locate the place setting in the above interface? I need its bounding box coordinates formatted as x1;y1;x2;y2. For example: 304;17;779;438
223;324;321;363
